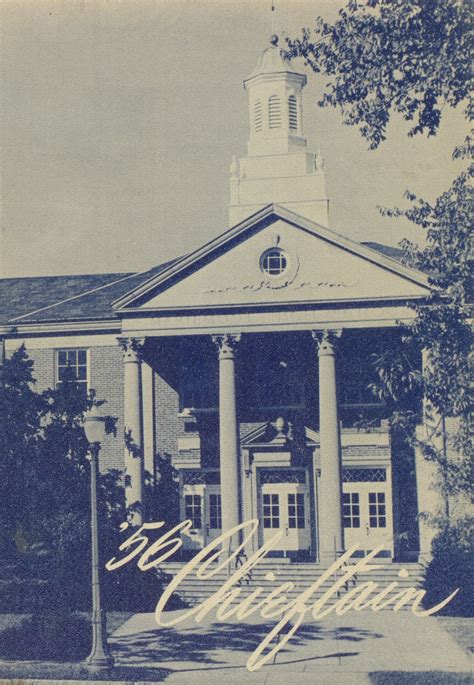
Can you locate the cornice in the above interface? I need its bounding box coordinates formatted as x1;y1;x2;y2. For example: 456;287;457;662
0;319;121;338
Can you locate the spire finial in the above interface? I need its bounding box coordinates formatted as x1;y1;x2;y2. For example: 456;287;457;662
271;1;276;36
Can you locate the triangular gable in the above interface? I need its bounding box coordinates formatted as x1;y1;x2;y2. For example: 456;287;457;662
241;422;275;446
114;205;430;311
241;422;319;447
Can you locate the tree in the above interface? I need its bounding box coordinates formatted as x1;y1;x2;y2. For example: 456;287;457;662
0;346;126;611
286;0;472;149
287;0;472;529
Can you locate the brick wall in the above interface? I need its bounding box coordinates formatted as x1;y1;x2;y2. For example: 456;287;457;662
6;342;124;473
89;346;124;472
155;370;180;460
7;345;55;393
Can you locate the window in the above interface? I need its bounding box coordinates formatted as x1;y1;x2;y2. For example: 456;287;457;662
369;492;386;528
185;494;202;528
288;493;305;529
342;468;387;483
263;493;280;528
268;95;281;129
261;248;287;276
288;95;298;130
254;100;263;132
56;349;88;395
343;492;360;528
209;494;222;529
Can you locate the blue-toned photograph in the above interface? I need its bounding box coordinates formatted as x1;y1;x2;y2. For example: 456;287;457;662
0;1;472;683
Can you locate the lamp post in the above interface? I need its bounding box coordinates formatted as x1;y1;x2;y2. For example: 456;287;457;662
83;400;114;672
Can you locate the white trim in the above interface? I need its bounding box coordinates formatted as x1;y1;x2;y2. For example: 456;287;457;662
122;294;426;315
119;304;418;336
342;433;390;447
4;334;119;351
0;319;121;337
113;204;430;309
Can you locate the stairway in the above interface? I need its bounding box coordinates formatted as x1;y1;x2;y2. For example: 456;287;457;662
160;558;425;611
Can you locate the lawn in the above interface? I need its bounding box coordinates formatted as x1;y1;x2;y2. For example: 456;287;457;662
0;611;131;662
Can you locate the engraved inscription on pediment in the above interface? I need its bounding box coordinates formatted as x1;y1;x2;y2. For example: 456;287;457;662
202;279;353;294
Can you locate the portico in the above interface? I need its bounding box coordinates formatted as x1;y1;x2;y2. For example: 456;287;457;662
117;292;421;562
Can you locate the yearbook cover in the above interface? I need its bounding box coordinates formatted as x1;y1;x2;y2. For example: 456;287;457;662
0;1;472;683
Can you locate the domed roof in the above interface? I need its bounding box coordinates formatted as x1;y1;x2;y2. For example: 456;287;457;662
246;36;305;81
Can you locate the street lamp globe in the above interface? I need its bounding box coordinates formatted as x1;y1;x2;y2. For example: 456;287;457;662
83;401;107;445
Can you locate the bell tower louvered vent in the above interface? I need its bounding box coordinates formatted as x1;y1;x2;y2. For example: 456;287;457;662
254;100;263;133
289;95;298;130
268;95;282;129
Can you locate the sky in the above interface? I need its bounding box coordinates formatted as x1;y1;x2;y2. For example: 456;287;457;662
1;0;468;278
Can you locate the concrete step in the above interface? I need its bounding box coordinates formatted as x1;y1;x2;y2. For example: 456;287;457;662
160;559;425;611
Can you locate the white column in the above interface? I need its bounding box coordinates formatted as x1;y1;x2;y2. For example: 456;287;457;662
312;329;343;562
141;361;156;478
213;334;241;552
119;337;145;526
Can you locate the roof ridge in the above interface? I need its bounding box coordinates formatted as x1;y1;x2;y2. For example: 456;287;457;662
11;269;149;322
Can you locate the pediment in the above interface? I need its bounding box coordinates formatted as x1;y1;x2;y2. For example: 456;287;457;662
241;422;319;448
114;205;430;311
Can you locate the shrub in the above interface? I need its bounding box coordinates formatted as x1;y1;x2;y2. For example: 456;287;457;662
423;518;474;616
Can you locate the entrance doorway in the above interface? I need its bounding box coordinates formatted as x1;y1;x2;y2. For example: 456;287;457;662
342;467;393;557
258;468;311;558
181;483;222;551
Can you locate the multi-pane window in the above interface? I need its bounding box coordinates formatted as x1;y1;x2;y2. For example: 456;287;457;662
209;494;222;529
288;95;298;130
56;349;88;394
343;492;360;528
263;493;280;528
185;494;202;529
268;95;282;129
254;100;263;132
369;492;386;528
261;248;287;276
288;493;305;529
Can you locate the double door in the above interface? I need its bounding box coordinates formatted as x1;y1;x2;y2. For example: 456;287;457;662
259;477;311;555
181;484;222;551
342;475;393;556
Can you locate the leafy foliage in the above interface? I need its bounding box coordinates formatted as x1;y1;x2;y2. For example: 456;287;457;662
286;0;472;149
423;518;474;615
0;346;172;613
287;0;472;519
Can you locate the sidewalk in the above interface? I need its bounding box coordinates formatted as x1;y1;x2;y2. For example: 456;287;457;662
107;609;472;684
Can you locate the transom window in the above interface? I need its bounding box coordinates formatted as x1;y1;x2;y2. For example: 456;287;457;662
343;468;387;483
261;248;287;276
263;493;280;528
209;494;222;529
288;493;305;529
369;492;386;528
343;492;360;528
56;349;88;394
185;494;202;529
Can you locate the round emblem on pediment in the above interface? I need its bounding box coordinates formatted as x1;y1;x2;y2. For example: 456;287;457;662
260;247;287;276
258;243;299;289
